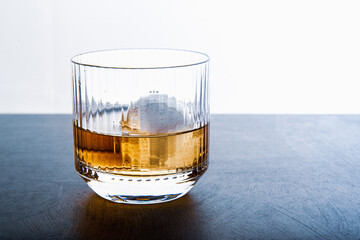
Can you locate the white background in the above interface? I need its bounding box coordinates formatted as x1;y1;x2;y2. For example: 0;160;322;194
1;0;360;114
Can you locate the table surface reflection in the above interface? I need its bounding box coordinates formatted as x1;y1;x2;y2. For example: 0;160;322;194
1;114;360;239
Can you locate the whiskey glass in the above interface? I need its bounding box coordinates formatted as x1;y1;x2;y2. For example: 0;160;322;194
72;49;210;204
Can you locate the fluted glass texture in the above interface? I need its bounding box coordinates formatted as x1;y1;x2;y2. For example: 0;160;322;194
72;49;210;204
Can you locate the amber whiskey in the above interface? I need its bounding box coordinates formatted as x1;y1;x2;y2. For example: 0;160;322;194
73;124;209;176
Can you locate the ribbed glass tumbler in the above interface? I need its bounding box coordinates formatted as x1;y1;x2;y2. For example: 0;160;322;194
72;49;210;204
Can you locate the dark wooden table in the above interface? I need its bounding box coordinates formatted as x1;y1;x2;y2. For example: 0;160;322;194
1;115;360;239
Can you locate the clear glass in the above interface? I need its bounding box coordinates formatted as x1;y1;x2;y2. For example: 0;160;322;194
72;49;210;204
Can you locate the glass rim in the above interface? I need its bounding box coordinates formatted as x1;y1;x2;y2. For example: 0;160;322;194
71;48;210;70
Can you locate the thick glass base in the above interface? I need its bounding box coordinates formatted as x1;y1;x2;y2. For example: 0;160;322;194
76;160;208;204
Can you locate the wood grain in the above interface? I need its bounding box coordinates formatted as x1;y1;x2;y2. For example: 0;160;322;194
1;114;360;239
